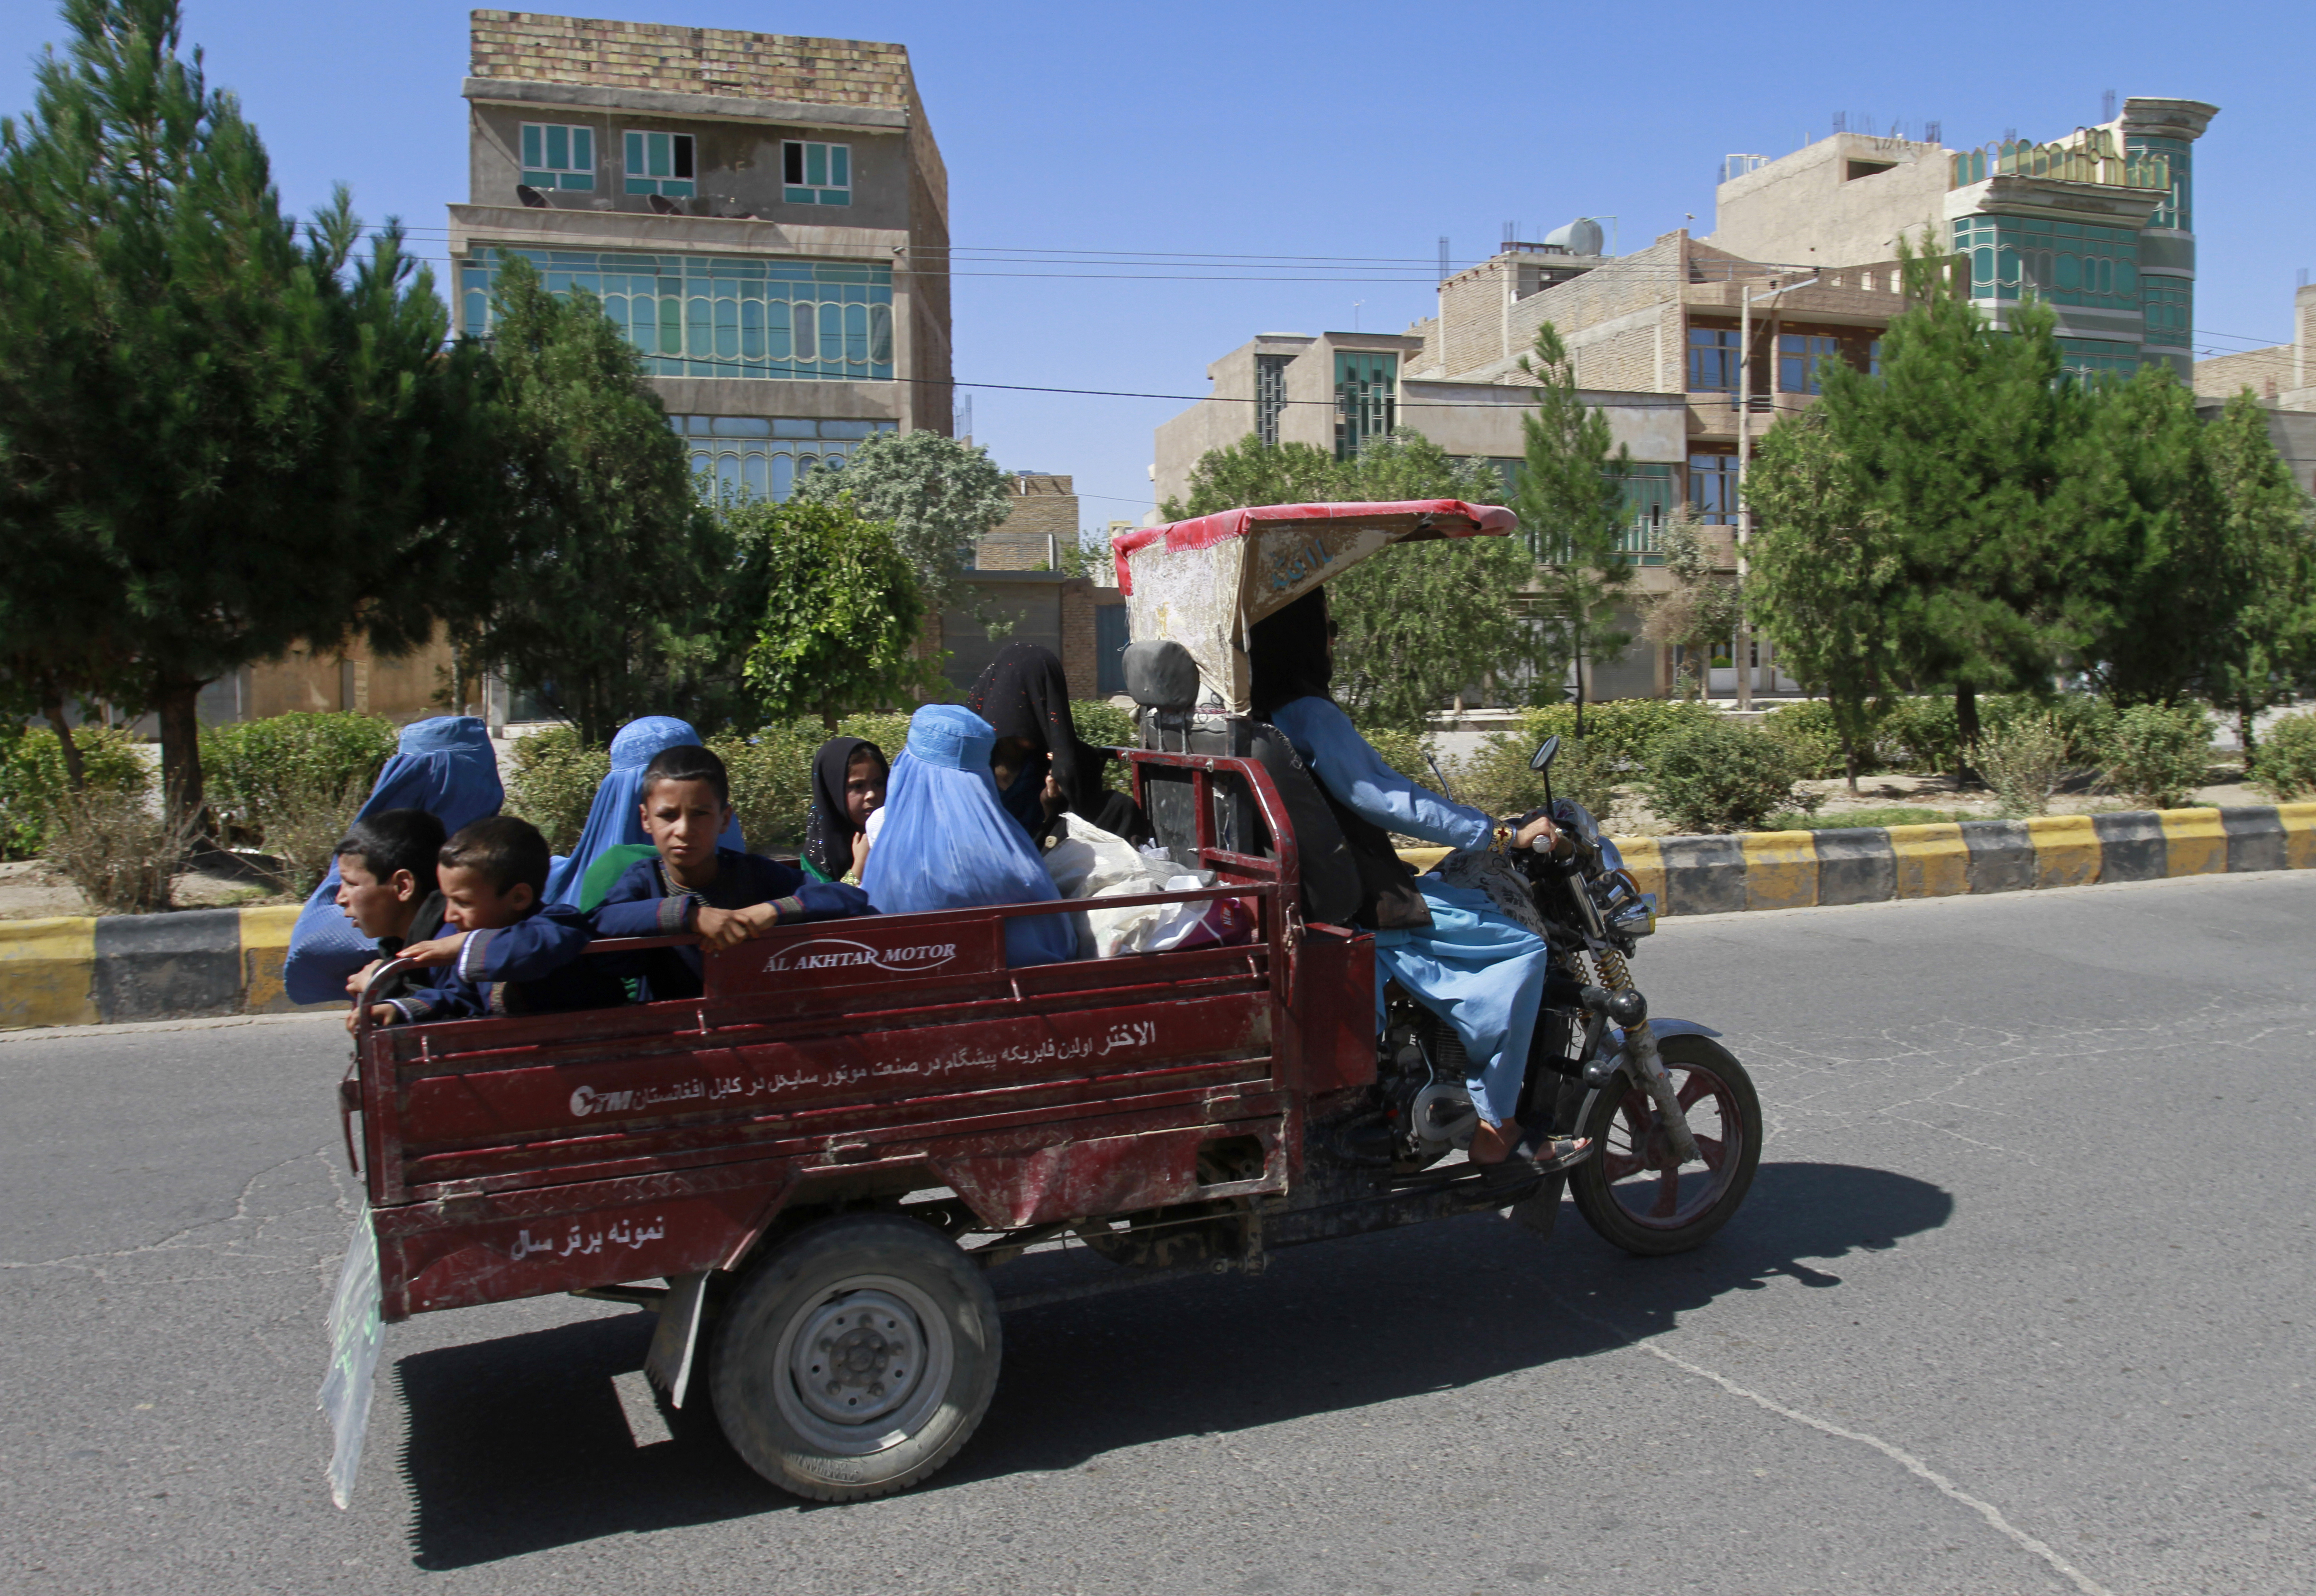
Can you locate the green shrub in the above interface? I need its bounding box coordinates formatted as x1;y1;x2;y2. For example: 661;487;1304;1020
1766;805;1967;830
201;713;395;846
0;723;149;859
1879;696;1961;774
1759;700;1850;780
710;723;823;848
1450;729;1615;821
2251;711;2316;801
1642;717;1820;835
1986;692;2115;767
1515;698;1714;772
504;725;611;855
2104;702;2213;810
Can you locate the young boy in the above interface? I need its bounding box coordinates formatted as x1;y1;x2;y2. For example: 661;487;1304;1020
332;809;447;1009
591;744;871;1001
364;815;627;1027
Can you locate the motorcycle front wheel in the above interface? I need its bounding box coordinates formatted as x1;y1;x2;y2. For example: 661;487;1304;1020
1568;1032;1761;1256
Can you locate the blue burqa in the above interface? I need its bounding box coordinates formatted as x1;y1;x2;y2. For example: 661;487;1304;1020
859;704;1076;968
1270;696;1551;1129
281;716;505;1004
541;716;744;907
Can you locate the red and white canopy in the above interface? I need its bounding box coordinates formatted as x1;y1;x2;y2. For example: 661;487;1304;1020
1108;500;1517;712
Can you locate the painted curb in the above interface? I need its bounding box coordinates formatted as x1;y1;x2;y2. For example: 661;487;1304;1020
0;903;329;1031
1397;803;2316;921
7;805;2313;1030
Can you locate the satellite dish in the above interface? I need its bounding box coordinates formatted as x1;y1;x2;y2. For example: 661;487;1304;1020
1543;217;1605;256
648;193;682;215
515;183;548;209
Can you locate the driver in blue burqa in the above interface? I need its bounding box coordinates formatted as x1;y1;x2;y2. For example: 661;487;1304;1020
1249;589;1588;1170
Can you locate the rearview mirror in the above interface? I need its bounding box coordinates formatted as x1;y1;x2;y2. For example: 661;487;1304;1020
1530;734;1560;773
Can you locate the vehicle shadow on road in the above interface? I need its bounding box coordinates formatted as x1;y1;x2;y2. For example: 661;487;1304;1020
392;1159;1948;1567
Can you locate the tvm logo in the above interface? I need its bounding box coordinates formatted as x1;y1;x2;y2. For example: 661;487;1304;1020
762;938;959;976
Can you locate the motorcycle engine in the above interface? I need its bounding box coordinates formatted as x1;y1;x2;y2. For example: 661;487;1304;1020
1379;1011;1479;1160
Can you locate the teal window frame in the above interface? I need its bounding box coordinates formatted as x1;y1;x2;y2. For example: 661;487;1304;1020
623;131;696;198
782;140;851;206
460;247;896;382
1954;214;2138;310
1619;463;1677;563
670;414;898;502
1332;352;1396;461
520;122;595;191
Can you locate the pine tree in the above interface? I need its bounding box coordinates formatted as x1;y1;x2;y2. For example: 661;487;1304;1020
465;254;726;746
0;0;490;815
1513;323;1635;737
1746;411;1897;790
2197;391;2316;766
1809;236;2076;767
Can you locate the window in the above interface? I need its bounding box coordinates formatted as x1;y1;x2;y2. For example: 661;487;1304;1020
1255;354;1289;447
1688;452;1738;525
1619;464;1677;562
669;414;898;501
460;248;896;382
782;141;851;206
520;123;595;191
2141;278;2191;347
1868;339;1882;377
1333;352;1395;461
1778;334;1841;394
624;131;695;197
1687;325;1739;392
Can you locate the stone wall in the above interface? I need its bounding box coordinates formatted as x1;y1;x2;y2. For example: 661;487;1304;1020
2195;345;2298;404
468;10;914;107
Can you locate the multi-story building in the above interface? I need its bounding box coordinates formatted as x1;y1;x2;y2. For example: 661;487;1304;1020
447;10;951;493
1710;98;2217;382
2195;283;2316;414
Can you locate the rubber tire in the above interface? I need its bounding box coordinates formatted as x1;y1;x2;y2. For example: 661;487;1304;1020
709;1213;1001;1502
1568;1032;1761;1257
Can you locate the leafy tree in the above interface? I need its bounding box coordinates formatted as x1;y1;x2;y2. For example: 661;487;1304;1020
1329;431;1544;728
1807;235;2076;768
2049;365;2231;706
464;254;727;746
1639;505;1743;702
1160;438;1343;522
1746;411;1899;790
794;428;1011;612
1513;323;1634;736
0;0;490;814
2196;391;2316;767
742;500;931;730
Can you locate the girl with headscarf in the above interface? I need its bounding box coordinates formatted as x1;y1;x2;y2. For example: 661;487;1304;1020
800;737;889;885
1249;591;1584;1171
859;704;1076;968
282;716;504;1004
543;716;743;908
966;642;1151;847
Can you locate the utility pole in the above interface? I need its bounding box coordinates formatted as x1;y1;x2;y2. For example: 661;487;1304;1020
1733;272;1816;711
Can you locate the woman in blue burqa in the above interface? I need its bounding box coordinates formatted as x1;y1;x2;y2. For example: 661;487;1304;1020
281;716;504;1003
543;716;744;908
1250;591;1586;1169
860;704;1076;968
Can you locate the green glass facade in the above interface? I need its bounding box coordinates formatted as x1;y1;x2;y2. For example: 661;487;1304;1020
1333;352;1396;460
459;247;896;382
1951;215;2141;309
669;414;897;501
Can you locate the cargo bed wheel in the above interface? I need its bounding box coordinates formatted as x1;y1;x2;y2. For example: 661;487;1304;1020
709;1213;1000;1502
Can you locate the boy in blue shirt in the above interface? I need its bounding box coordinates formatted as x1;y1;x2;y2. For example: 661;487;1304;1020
592;744;870;1001
364;815;627;1026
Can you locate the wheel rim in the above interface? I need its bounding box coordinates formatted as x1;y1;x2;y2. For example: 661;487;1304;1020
772;1274;955;1456
1596;1061;1744;1231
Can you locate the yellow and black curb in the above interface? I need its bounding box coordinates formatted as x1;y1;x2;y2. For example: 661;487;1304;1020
0;905;315;1031
4;804;2312;1031
1401;803;2316;920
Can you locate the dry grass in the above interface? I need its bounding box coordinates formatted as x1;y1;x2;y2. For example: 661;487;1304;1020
42;787;201;914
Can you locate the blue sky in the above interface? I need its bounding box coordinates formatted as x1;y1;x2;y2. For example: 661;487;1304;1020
5;1;2308;531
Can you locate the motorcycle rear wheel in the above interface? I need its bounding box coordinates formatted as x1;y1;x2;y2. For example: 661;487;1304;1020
1568;1032;1760;1256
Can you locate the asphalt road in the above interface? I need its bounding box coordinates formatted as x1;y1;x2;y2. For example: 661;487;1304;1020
6;870;2313;1596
